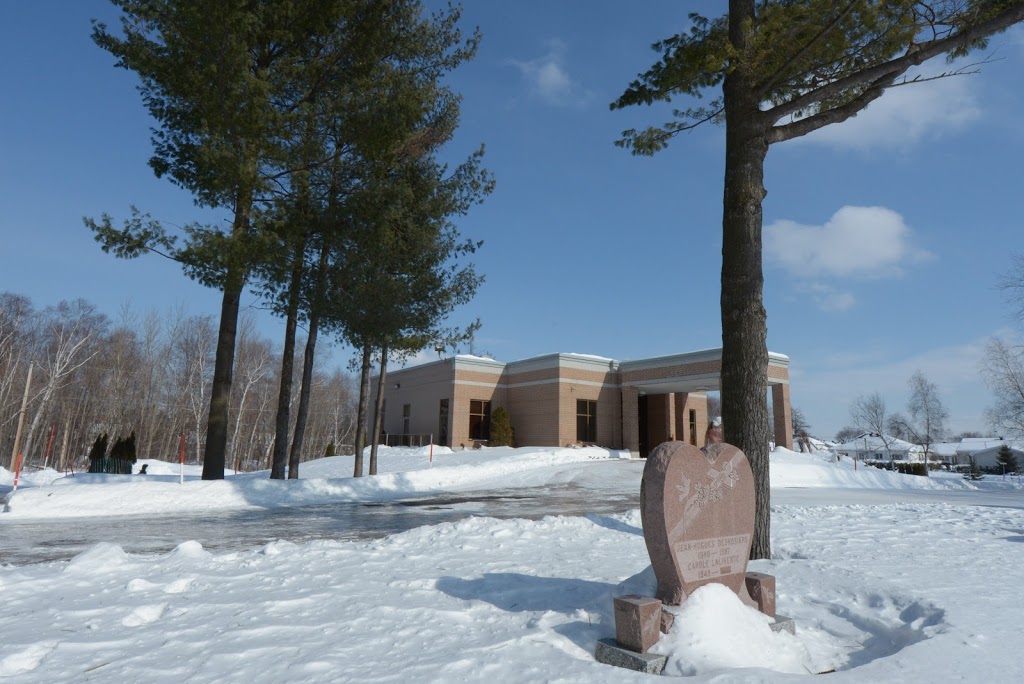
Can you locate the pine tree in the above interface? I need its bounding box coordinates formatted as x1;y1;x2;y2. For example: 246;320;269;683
109;435;125;460
325;441;336;457
964;456;985;481
613;1;1024;559
996;444;1018;474
88;433;108;461
125;431;138;463
489;407;514;447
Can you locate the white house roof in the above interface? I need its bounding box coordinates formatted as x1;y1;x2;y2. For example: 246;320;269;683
834;434;922;454
929;442;961;457
956;438;1007;455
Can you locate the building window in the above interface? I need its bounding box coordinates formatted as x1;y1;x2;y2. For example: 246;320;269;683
689;409;697;445
469;400;491;441
402;404;411;435
438;399;449;445
577;399;597;443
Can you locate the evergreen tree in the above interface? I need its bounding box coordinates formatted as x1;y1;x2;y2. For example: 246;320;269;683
325;441;336;457
88;433;108;461
965;456;985;481
613;1;1024;559
125;431;138;463
996;444;1018;473
87;0;424;480
109;435;125;460
489;406;514;447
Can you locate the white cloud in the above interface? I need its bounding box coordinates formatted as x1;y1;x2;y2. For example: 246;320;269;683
800;283;856;312
765;205;933;280
506;40;592;107
786;63;982;150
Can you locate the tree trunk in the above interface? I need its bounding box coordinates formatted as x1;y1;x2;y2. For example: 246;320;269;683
288;245;329;479
353;343;372;478
58;418;71;471
369;345;388;476
722;0;772;561
202;272;243;480
287;315;318;479
270;243;306;480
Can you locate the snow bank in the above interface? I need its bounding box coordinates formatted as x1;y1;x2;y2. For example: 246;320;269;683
2;446;627;519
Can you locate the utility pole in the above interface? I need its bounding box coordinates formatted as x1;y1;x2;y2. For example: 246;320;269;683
9;363;33;470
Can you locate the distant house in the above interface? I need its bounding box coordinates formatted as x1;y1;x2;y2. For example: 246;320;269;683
927;442;961;466
833;433;924;463
371;347;793;457
955;438;1010;465
968;443;1024;470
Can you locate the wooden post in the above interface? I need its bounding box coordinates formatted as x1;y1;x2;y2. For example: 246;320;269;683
9;363;32;471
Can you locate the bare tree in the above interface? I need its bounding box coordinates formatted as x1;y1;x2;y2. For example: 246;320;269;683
997;253;1024;324
0;292;356;474
229;314;273;472
170;314;217;463
834;426;861;443
899;371;949;474
982;337;1024;440
850;392;900;468
21;300;106;466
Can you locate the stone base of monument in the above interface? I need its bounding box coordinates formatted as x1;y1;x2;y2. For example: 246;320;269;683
595;638;667;674
612;595;663;653
770;614;796;635
744;571;777;617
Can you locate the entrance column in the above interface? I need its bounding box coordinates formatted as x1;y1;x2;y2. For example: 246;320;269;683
665;392;676;441
771;383;793;450
622;386;639;456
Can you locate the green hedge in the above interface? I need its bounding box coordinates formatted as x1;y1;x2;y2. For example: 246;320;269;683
87;457;135;474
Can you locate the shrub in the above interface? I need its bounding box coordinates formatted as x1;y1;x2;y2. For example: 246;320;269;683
325;441;336;457
489;406;514;447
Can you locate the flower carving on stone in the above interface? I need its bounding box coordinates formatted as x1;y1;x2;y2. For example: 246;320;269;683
693;480;724;509
675;474;691;503
720;459;740;489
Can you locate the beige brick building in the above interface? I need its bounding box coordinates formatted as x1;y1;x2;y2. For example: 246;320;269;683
373;348;792;456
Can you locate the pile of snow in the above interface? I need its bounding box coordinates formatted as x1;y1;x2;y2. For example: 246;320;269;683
770;447;965;490
2;446;629;519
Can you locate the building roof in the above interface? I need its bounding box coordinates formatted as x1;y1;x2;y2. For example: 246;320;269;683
956;437;1008;455
928;442;961;457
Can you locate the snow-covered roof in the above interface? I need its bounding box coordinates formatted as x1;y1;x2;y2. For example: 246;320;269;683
956;437;1007;455
929;442;961;457
833;434;922;454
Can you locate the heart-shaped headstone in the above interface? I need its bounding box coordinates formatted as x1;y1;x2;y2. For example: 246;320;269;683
640;441;755;605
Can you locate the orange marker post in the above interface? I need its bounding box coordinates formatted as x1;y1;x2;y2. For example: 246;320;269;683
12;454;24;491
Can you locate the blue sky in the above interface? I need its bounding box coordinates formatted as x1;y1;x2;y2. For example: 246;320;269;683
2;2;1022;438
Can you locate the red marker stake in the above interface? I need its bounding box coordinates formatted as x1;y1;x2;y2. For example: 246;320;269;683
13;454;24;491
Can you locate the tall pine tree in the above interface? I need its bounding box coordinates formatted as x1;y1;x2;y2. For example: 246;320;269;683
614;1;1024;558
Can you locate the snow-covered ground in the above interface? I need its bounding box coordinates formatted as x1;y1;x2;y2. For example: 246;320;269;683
2;446;1023;681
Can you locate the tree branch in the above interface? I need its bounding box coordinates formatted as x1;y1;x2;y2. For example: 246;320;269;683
766;4;1024;125
767;69;898;143
754;0;862;100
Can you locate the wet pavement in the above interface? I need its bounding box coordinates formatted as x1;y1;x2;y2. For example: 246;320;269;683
0;483;642;566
